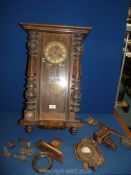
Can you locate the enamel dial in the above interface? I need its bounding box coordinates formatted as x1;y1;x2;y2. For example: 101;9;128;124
44;41;67;64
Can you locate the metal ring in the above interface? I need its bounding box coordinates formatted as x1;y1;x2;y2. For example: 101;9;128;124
32;152;53;173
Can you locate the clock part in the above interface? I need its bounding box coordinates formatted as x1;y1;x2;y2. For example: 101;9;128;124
87;116;131;149
19;23;91;134
74;136;105;170
44;41;67;64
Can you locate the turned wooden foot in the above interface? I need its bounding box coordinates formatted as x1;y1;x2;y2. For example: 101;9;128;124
69;127;77;135
25;126;33;134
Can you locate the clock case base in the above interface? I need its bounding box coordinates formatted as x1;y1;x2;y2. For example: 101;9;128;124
19;117;83;135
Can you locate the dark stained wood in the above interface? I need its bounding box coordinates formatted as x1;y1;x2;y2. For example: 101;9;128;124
35;139;64;163
114;110;131;137
20;23;92;35
19;118;84;129
19;23;91;133
74;137;105;170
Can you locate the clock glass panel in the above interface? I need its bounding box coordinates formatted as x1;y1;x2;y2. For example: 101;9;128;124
40;40;68;115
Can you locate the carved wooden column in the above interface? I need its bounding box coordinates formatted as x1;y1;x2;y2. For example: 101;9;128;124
24;31;39;127
69;34;85;135
70;34;84;113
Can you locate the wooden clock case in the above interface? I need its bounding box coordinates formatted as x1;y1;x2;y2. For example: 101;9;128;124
19;23;91;134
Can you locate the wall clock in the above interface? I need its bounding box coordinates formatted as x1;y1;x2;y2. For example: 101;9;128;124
19;23;91;134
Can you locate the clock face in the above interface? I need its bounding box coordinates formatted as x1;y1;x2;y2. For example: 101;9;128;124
44;41;67;64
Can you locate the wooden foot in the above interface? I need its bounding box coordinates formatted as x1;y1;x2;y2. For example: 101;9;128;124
69;127;77;135
25;126;33;134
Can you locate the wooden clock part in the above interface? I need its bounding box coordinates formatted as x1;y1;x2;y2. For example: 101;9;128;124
19;138;31;147
19;23;92;134
74;136;105;170
87;116;131;149
35;138;63;163
8;139;16;148
32;138;63;173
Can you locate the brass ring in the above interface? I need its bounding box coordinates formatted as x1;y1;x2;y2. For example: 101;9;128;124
32;152;53;173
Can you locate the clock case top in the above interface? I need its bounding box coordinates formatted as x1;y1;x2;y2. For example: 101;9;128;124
19;23;91;131
20;23;91;34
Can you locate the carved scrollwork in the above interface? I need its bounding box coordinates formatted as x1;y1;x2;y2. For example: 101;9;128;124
27;31;39;55
72;34;84;58
70;34;85;113
25;76;36;111
24;31;40;121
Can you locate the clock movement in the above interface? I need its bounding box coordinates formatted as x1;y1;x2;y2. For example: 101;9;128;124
19;23;91;134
